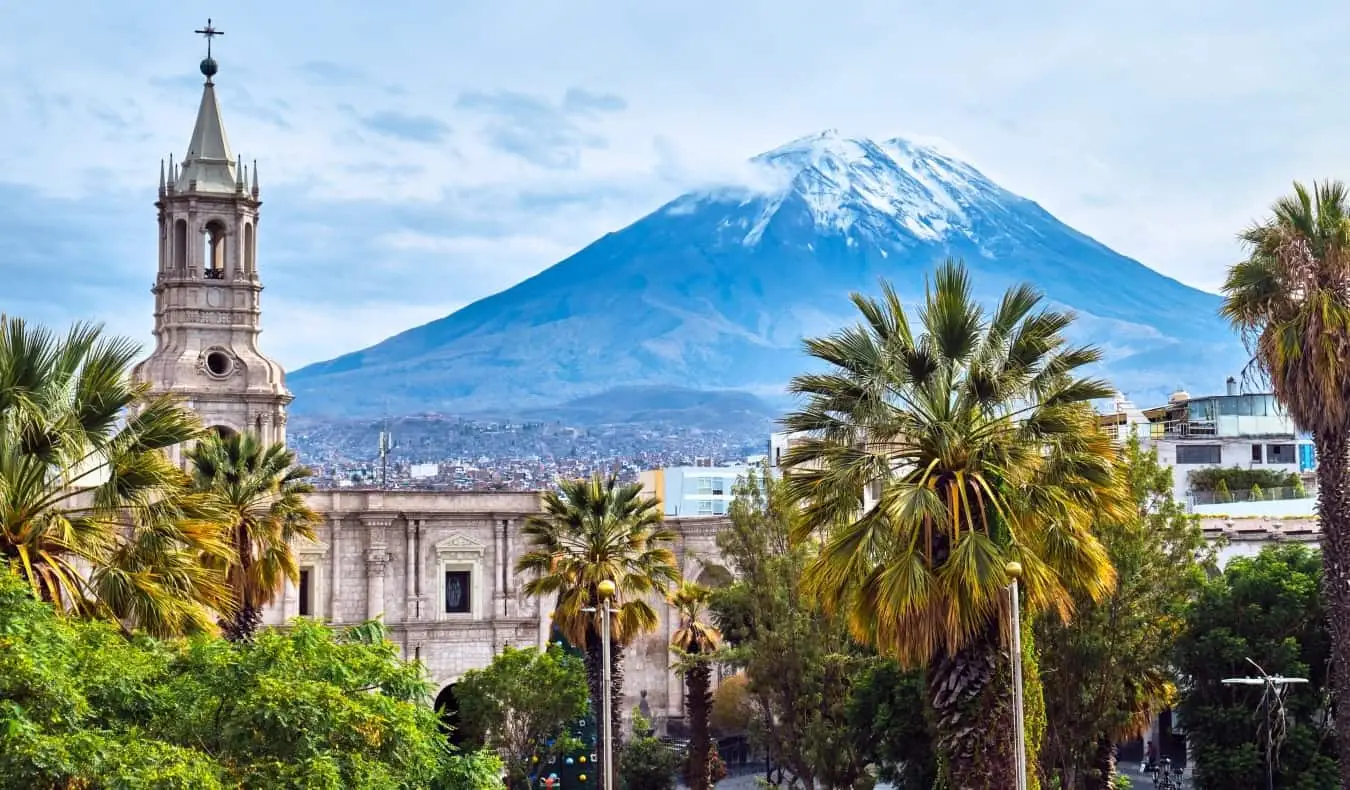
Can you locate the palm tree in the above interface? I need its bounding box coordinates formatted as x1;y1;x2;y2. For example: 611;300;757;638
516;473;679;789
0;316;233;636
1220;179;1350;784
186;430;320;641
780;260;1125;787
669;580;722;790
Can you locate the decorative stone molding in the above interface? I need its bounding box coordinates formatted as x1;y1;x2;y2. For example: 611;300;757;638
435;533;486;621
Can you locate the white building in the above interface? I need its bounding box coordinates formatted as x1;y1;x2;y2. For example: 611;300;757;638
638;462;761;516
1099;380;1316;511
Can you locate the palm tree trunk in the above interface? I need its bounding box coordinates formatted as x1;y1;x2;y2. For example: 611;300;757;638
1315;432;1350;789
1085;735;1116;790
685;662;713;790
610;641;626;755
220;601;261;642
927;621;1017;789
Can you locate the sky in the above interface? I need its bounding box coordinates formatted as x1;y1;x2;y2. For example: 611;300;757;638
2;0;1348;370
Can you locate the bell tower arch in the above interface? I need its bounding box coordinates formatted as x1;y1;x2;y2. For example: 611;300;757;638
132;21;291;454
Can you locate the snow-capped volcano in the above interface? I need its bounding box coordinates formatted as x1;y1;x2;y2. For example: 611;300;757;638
742;130;993;245
289;131;1247;420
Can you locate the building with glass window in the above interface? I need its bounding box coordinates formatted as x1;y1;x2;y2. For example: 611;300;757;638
1099;379;1316;509
638;463;762;516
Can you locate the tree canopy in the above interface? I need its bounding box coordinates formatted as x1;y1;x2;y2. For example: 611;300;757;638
0;571;502;790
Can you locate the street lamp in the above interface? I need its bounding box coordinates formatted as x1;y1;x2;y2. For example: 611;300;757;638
1222;658;1308;790
1006;561;1027;790
584;579;618;790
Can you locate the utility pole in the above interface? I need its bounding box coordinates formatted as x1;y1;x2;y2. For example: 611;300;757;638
1223;658;1308;790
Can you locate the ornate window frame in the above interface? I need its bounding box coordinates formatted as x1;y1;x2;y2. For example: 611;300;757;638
293;537;329;620
435;533;485;621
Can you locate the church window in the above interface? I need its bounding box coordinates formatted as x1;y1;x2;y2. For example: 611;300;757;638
243;222;255;274
204;220;226;279
173;219;188;270
444;570;471;614
298;568;313;617
205;350;233;377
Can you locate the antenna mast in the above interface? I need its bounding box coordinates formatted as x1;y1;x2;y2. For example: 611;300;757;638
378;421;393;489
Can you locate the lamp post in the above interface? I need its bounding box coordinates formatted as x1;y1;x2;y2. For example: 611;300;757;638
1006;561;1027;790
585;579;618;790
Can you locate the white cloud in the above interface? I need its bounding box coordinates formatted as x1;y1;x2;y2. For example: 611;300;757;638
2;0;1348;364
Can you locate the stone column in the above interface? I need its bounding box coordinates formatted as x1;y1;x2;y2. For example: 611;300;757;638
366;545;389;620
363;515;393;622
405;518;423;620
329;516;342;622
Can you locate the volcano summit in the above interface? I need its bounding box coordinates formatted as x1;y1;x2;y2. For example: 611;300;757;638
289;131;1245;420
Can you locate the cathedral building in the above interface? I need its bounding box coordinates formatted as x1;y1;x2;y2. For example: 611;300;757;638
132;37;731;729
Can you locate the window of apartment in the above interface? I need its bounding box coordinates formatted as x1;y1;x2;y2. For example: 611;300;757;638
1267;444;1296;464
444;570;472;615
298;567;313;617
1176;444;1221;465
711;478;727;496
713;500;728;515
1251;444;1263;464
695;477;714;495
696;499;716;515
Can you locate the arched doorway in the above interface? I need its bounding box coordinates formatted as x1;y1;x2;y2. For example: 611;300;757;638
208;425;237;439
434;683;465;747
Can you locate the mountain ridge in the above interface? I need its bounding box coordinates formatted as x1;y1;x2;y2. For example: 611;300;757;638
289;130;1243;419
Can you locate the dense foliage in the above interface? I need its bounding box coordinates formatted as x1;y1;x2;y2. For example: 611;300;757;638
711;471;935;788
1187;467;1302;495
1037;439;1213;789
0;316;231;636
779;260;1125;787
1175;544;1338;789
0;572;502;789
455;644;589;790
187;430;321;641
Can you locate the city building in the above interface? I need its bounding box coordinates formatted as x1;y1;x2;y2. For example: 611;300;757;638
1098;380;1316;511
128;41;735;733
638;461;761;516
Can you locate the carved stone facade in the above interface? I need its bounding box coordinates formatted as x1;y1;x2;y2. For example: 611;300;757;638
262;489;733;726
131;61;290;459
135;54;739;728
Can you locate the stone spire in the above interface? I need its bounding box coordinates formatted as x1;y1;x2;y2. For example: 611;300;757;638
132;19;292;457
175;19;237;193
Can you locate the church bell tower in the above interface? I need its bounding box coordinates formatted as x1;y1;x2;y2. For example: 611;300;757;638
132;21;291;449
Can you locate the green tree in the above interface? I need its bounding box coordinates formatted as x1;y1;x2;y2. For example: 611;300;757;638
711;471;904;790
516;473;679;788
186;430;321;641
456;644;589;790
1249;482;1266;501
1174;544;1338;789
780;260;1125;788
0;316;232;637
620;736;681;790
844;659;937;789
669;581;723;790
1215;477;1233;503
0;571;502;789
1219;180;1350;782
1037;438;1213;789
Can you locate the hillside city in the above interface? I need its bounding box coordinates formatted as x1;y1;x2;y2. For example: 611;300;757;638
290;416;766;490
6;8;1350;790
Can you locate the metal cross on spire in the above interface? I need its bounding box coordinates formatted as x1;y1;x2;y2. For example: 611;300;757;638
194;18;224;58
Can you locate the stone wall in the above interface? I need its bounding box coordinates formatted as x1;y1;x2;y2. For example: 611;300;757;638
260;488;734;729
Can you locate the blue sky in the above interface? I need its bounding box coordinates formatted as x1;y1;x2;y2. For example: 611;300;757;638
2;0;1347;369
